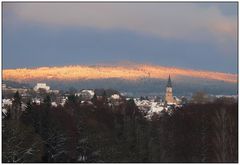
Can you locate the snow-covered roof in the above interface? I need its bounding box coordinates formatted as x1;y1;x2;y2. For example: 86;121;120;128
111;94;120;99
134;99;151;107
34;83;50;91
2;108;8;115
81;101;93;105
81;90;95;96
32;98;41;105
51;102;58;107
149;102;164;113
134;98;165;116
2;99;12;106
173;96;181;102
167;102;176;105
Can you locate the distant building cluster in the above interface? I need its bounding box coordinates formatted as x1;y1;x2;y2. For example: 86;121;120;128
2;76;238;120
2;83;28;94
33;83;59;94
2;76;167;120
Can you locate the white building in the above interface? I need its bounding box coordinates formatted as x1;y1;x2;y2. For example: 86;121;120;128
75;90;95;101
108;94;123;107
33;83;50;92
111;94;120;100
51;89;59;94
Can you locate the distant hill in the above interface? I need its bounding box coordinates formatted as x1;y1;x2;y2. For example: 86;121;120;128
2;64;237;96
3;64;237;83
94;88;120;97
2;80;32;89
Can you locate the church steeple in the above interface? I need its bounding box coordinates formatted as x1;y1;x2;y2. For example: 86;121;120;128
165;75;175;104
166;75;172;88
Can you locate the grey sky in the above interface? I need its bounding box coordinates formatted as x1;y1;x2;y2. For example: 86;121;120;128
3;2;238;73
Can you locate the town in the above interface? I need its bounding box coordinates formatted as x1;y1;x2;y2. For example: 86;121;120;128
2;75;237;120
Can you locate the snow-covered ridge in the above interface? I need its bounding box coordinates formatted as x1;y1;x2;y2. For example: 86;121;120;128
3;64;237;83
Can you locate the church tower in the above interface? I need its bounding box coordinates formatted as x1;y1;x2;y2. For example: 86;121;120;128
165;75;175;104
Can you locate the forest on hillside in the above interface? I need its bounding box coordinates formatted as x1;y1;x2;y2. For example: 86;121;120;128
2;93;238;163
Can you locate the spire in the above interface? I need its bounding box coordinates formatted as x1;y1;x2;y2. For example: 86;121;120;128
166;75;172;87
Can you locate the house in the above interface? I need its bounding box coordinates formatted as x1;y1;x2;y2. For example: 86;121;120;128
75;90;95;101
34;83;50;92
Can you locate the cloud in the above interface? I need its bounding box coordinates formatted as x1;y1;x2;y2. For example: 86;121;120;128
4;3;237;43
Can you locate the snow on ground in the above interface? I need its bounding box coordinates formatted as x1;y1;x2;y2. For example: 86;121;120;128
134;99;151;107
2;99;12;106
173;96;181;103
149;102;164;113
51;102;58;107
134;98;165;118
32;98;41;105
2;108;8;115
60;98;67;106
78;155;87;162
81;101;93;105
2;108;8;119
215;95;238;99
134;99;152;112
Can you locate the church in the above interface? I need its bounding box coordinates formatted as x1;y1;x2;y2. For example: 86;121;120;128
165;75;177;104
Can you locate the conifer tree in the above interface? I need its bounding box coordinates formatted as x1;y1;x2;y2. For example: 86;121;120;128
11;91;22;120
43;95;51;107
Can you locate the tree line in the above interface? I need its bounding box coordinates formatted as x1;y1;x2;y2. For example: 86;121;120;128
2;91;238;162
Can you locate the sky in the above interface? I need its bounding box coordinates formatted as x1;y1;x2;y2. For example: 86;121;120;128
3;2;238;73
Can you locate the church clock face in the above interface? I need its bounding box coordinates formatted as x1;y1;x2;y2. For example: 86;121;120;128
167;87;172;93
